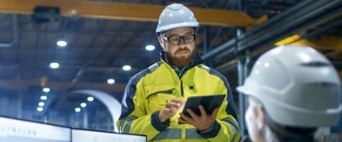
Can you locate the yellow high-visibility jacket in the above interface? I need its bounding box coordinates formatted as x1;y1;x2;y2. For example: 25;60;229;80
117;54;240;142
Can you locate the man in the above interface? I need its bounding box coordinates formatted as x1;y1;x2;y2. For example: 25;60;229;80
237;45;342;142
117;3;240;142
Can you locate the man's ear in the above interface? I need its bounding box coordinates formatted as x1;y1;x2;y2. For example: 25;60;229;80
158;36;167;51
256;107;265;130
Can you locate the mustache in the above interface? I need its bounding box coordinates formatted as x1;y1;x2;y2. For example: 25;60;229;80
175;48;190;53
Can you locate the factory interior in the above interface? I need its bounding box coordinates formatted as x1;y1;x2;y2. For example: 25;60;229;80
0;0;341;141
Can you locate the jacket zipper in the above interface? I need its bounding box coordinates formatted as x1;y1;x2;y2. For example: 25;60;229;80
180;81;184;97
178;67;187;97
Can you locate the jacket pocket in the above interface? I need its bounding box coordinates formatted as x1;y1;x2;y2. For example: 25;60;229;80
145;85;175;111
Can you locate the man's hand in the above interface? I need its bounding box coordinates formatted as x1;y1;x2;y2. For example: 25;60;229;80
158;98;185;123
179;105;219;131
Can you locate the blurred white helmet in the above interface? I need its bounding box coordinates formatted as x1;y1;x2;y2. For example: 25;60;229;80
237;45;342;127
156;3;199;33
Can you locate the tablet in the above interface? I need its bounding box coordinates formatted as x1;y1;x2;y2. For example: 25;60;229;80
181;94;226;117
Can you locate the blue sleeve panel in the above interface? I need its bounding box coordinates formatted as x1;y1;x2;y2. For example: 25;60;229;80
209;69;238;119
119;68;151;119
198;121;221;138
151;111;170;131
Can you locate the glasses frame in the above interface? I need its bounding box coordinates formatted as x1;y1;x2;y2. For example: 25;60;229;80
162;34;196;45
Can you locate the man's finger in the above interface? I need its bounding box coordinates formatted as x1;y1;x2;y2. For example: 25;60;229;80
180;113;193;125
170;106;178;113
186;108;200;120
166;101;180;108
170;98;185;103
162;108;171;114
178;118;187;124
198;105;207;116
211;107;219;118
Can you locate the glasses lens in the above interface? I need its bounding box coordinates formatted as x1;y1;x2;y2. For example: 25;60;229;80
183;35;195;44
169;37;180;45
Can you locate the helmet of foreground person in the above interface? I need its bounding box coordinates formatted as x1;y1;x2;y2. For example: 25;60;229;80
156;3;199;34
237;45;342;127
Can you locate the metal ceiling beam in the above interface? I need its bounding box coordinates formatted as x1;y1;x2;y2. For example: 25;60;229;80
202;0;342;61
276;36;342;51
216;35;342;72
0;0;256;27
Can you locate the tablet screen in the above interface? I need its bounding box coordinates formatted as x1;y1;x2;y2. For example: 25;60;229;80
181;94;226;117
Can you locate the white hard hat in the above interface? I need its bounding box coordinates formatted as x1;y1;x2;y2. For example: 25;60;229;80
156;3;199;33
237;45;342;127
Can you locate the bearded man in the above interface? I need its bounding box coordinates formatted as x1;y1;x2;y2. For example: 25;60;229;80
117;3;240;142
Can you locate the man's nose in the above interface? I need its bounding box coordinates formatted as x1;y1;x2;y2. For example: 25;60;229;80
178;37;186;45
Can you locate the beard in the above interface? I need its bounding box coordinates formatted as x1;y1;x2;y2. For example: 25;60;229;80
166;48;195;68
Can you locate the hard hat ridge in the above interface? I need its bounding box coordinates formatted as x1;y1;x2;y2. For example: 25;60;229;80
156;3;199;33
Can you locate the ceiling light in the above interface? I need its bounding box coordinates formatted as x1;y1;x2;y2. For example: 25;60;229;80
57;40;67;47
43;87;50;92
37;107;43;112
122;65;131;71
50;62;59;69
145;45;155;51
38;102;45;107
107;79;115;84
40;95;47;100
75;107;81;112
80;102;87;108
87;96;94;102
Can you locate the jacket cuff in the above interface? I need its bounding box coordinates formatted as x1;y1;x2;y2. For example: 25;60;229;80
151;111;169;131
198;121;221;138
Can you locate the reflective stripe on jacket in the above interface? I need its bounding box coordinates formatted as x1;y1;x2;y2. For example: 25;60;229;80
117;56;240;142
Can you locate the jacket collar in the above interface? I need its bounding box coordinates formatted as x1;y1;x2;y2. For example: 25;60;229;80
159;51;203;69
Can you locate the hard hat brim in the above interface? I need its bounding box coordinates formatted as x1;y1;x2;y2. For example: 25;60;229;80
156;22;199;33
